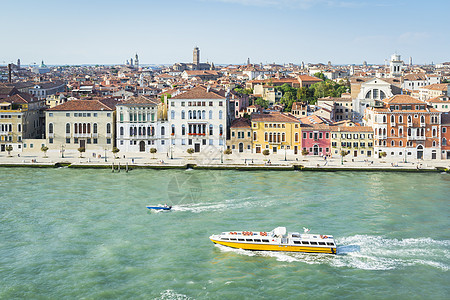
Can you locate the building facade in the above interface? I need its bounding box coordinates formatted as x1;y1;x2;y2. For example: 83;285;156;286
227;118;252;153
45;100;115;152
116;96;168;153
330;126;373;158
365;95;441;160
300;124;331;156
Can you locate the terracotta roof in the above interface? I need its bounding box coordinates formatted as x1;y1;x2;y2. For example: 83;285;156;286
300;115;332;125
330;125;373;132
421;83;448;91
297;75;322;82
383;95;424;104
251;112;299;123
301;124;331;130
427;95;450;103
230;118;251;128
171;86;225;100
47;100;113;111
403;73;427;81
119;95;160;106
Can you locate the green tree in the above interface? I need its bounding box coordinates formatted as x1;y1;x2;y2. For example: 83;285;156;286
5;145;13;157
314;72;327;81
379;151;387;158
41;145;49;158
112;147;120;159
255;97;269;109
150;147;157;159
187;148;195;158
262;149;270;156
78;147;86;158
302;149;309;156
224;148;232;155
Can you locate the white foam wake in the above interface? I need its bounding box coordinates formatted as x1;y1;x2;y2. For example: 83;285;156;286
157;289;193;300
171;196;275;213
214;235;450;271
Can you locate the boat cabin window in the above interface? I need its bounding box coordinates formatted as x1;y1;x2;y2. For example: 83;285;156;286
319;242;326;245
238;239;245;241
245;239;253;242
230;238;236;241
293;241;301;244
291;234;300;238
313;236;318;238
326;242;334;246
310;242;318;245
254;239;261;242
262;239;269;243
301;241;310;245
222;238;229;240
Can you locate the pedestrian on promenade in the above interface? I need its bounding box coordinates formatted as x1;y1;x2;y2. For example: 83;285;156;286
132;158;135;164
252;159;254;164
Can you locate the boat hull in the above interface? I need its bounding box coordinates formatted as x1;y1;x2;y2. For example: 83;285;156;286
146;206;171;211
210;238;336;254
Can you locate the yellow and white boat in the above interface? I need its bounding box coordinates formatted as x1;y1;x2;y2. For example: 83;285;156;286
210;227;337;254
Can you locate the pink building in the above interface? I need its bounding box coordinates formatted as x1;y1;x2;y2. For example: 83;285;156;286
301;124;331;156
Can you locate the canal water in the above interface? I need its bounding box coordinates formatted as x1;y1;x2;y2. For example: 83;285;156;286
0;168;448;299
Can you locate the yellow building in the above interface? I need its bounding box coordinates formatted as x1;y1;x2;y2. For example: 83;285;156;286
251;112;301;155
330;125;374;158
227;118;252;153
0;93;45;152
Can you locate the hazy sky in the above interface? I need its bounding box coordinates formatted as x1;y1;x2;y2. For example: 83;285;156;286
1;0;448;65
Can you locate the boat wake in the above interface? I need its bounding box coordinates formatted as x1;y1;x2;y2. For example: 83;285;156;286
214;235;450;271
157;289;192;300
171;196;275;213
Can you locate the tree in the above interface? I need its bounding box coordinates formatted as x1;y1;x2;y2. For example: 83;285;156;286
379;151;387;158
255;97;269;109
5;145;13;157
150;147;157;159
41;145;49;158
262;149;270;156
340;150;348;165
112;147;120;159
187;148;195;158
314;72;327;81
78;147;86;158
302;149;309;156
224;148;232;155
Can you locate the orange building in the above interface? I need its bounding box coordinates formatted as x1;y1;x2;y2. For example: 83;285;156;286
365;95;441;160
441;112;450;159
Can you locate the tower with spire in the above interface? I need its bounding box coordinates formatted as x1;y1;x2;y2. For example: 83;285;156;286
193;47;200;65
135;53;139;69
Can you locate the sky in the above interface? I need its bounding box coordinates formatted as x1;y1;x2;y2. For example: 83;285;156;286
1;0;449;66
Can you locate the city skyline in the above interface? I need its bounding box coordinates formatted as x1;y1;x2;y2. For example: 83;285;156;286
1;0;449;65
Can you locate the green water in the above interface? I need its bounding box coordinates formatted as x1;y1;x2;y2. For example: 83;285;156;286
0;168;449;299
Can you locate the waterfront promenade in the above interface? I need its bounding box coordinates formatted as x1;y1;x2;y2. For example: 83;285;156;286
1;150;448;171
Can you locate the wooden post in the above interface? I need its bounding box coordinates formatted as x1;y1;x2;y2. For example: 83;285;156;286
126;162;129;173
112;163;114;172
118;162;120;172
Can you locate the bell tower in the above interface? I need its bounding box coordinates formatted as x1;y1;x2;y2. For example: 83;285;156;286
193;47;200;65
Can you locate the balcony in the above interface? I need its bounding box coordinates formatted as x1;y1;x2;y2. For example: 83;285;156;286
420;123;425;127
407;136;426;141
407;122;413;127
73;133;91;138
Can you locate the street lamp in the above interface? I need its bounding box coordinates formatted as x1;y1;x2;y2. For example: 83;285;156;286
104;148;107;162
60;144;65;158
404;147;407;163
170;136;174;159
284;145;287;161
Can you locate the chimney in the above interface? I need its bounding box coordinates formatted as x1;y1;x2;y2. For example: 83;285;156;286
8;64;12;83
207;85;210;92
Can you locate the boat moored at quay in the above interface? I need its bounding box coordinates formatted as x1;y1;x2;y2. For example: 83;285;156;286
210;227;337;254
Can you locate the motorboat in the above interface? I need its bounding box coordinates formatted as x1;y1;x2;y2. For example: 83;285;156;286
210;226;336;254
146;204;172;211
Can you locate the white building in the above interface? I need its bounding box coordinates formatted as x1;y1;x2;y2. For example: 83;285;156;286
390;54;404;77
116;96;168;153
168;86;228;154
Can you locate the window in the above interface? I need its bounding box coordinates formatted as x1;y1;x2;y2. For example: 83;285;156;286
161;126;165;136
182;125;186;135
66;113;70;117
219;110;223;119
120;126;124;136
209;125;213;135
66;138;70;143
219;125;223;136
48;123;53;134
171;110;175;119
171;124;175;135
325;132;329;139
181;110;185;119
66;123;70;134
107;138;111;144
209;110;213;119
106;123;111;134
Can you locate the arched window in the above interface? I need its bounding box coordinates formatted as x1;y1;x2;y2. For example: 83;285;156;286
171;110;175;119
209;124;213;135
188;110;192;119
93;123;98;134
390;115;395;123
66;123;70;134
130;127;133;136
49;123;53;134
74;123;78;134
391;129;395;136
407;128;411;136
171;124;175;135
197;110;201;119
161;126;165;136
408;115;412;123
209;110;213;119
182;125;186;135
399;140;403;147
391;140;395;146
432;128;436;137
202;110;206;119
83;123;87;134
147;127;151;136
432;141;436;147
193;110;197;119
181;110;185;119
383;128;386;135
219;111;223;119
443;138;447;146
399;127;403;136
87;123;91;134
295;132;299;142
138;127;142;136
365;90;372;99
399;115;403;123
383;115;386;123
380;90;386;99
219;125;223;135
106;123;111;134
120;127;124;136
420;115;425;124
378;128;382;135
